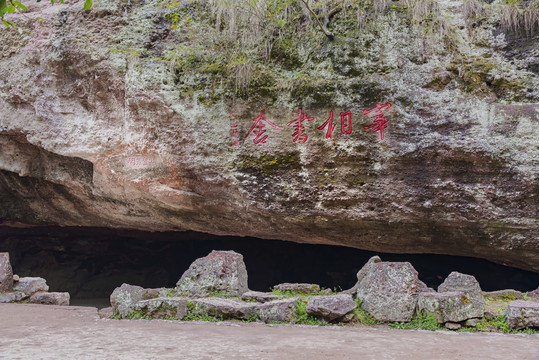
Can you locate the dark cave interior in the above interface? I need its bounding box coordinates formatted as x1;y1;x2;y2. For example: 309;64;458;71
0;226;537;307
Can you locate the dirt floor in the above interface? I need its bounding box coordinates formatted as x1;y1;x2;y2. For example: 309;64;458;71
0;303;538;360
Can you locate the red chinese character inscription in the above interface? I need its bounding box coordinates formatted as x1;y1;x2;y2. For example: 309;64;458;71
245;111;281;144
363;103;392;140
317;111;336;139
341;111;352;135
230;112;239;146
287;108;314;144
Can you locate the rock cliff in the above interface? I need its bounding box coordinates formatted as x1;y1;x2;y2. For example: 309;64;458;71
0;0;537;271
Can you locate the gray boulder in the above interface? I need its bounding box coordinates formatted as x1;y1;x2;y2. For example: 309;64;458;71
506;300;539;329
343;256;381;295
445;322;461;330
0;291;28;303
417;291;482;323
29;292;70;306
241;290;283;303
188;298;256;320
110;283;159;318
14;277;49;296
134;297;188;319
306;294;357;321
438;272;484;318
254;298;298;323
273;283;320;294
357;262;420;322
176;250;248;297
0;253;13;293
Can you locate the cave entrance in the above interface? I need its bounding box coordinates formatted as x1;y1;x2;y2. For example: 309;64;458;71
1;226;537;308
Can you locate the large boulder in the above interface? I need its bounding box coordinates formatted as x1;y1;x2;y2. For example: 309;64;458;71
417;291;482;323
306;294;357;321
273;283;320;294
357;262;420;322
110;283;159;318
506;300;539;330
188;298;256;320
29;292;70;306
438;272;484;317
176;251;248;297
133;297;188;319
13;277;49;296
343;256;381;295
254;298;299;323
0;253;13;293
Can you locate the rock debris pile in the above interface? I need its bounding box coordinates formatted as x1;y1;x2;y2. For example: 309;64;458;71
0;252;70;305
108;250;539;331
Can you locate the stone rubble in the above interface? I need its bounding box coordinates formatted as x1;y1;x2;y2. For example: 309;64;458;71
0;252;70;306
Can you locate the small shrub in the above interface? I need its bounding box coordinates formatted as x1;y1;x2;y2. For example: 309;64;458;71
125;311;153;320
110;312;122;320
389;313;443;331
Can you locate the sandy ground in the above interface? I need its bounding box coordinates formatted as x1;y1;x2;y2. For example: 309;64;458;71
0;304;538;360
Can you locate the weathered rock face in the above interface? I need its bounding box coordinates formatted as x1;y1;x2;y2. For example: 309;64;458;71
188;298;256;320
134;297;188;320
255;298;298;323
0;253;13;293
0;0;537;272
175;250;248;297
417;291;482;323
306;294;357;321
356;262;420;322
273;283;320;294
29;291;70;306
438;272;485;318
505;300;539;329
110;283;159;318
13;277;49;296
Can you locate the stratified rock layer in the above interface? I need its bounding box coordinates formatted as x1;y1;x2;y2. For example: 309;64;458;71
0;0;537;272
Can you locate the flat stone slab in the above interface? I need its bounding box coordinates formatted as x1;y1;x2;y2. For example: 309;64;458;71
306;294;357;321
254;298;298;323
0;291;28;303
273;283;320;294
189;298;256;320
241;291;283;303
134;297;188;319
417;291;482;323
506;300;539;329
13;277;48;296
483;289;523;301
29;292;70;306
